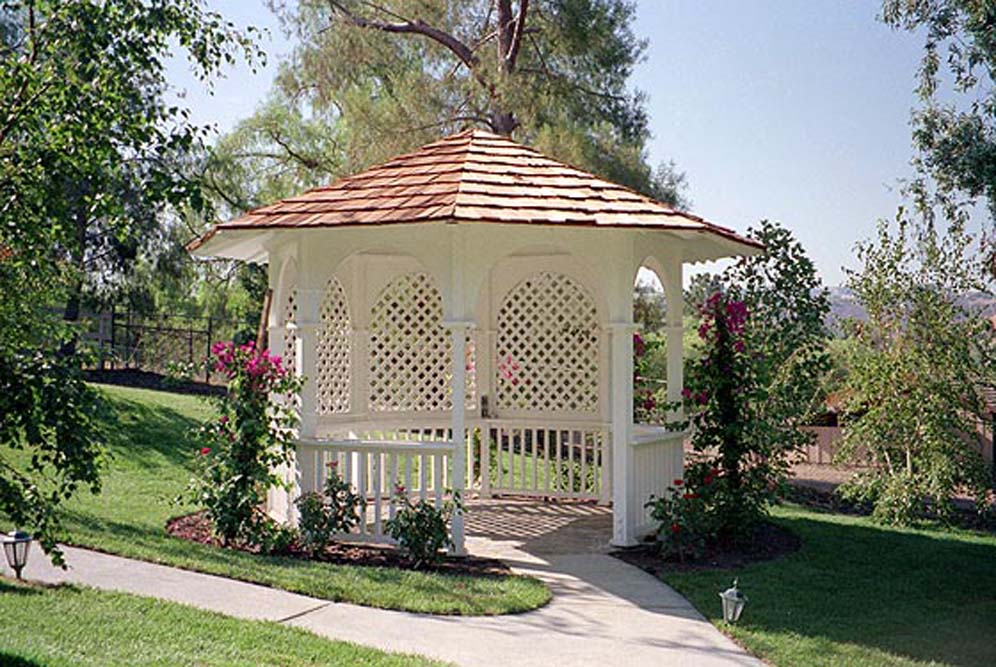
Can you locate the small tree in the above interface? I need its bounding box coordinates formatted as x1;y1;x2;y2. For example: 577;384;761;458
185;341;302;549
659;221;830;542
838;212;993;524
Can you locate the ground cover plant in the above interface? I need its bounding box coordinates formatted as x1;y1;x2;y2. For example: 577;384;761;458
0;579;443;667
656;503;996;667
29;383;549;616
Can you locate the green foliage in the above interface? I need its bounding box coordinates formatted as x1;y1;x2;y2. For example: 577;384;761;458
837;212;993;524
385;487;461;568
881;0;996;216
672;221;830;541
0;349;106;566
185;342;303;548
0;0;260;565
295;462;366;555
646;476;713;561
0;0;261;312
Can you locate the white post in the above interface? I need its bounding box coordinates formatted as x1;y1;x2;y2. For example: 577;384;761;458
446;321;471;556
661;255;685;480
294;289;323;503
609;322;637;546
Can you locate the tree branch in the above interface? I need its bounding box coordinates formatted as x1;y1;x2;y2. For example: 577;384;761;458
328;1;479;71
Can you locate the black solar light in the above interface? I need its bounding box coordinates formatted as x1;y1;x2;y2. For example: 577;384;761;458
3;531;32;580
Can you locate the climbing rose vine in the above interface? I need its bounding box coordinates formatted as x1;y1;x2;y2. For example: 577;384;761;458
183;341;303;549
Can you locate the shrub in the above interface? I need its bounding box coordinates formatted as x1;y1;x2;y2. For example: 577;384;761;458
385;486;461;568
836;218;992;525
184;341;302;550
295;461;366;555
646;477;713;562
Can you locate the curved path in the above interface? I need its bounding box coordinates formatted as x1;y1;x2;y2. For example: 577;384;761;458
6;500;763;667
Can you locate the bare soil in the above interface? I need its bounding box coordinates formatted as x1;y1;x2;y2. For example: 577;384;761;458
166;512;512;577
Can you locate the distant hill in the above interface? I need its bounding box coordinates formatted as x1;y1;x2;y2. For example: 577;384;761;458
826;286;996;331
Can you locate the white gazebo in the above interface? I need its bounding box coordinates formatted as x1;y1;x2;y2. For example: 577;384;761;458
190;130;761;551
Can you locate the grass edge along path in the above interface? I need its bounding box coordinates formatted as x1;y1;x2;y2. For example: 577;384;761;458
659;504;996;667
0;578;447;667
45;384;550;616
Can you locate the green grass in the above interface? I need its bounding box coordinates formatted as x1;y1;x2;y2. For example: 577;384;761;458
661;504;996;667
0;579;445;666
46;384;549;616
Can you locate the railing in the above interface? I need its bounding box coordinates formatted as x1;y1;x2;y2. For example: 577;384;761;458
296;436;456;542
473;419;610;503
295;417;612;543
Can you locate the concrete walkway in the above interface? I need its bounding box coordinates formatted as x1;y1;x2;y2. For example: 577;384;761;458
5;500;763;667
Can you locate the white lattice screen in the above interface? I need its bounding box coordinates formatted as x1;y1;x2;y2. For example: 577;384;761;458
496;272;600;413
368;272;475;413
317;277;351;414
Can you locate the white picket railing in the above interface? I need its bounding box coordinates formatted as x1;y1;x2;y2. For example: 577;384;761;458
296;418;611;542
472;420;610;503
296;436;455;542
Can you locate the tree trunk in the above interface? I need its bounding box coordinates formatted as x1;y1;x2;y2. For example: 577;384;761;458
491;110;517;136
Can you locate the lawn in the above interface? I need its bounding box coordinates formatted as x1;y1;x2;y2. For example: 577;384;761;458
0;579;444;667
661;503;996;667
44;383;549;616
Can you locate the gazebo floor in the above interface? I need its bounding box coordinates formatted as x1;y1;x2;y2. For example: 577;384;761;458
464;497;613;557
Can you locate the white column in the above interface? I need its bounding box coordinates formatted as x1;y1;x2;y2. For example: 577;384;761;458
446;321;471;556
294;288;322;506
661;256;684;413
661;255;685;482
609;322;637;547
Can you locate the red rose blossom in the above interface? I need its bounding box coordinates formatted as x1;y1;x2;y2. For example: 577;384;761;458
199;447;211;456
673;479;683;487
670;523;681;534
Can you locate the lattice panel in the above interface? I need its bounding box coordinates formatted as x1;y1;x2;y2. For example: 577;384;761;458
317;277;351;414
496;272;600;413
368;272;475;413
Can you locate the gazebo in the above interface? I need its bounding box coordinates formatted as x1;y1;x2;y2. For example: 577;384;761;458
190;129;761;551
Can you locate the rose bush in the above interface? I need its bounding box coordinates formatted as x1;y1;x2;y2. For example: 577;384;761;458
183;341;302;550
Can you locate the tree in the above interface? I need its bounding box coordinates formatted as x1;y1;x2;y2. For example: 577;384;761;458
881;1;996;216
0;0;259;563
0;0;262;334
252;0;686;205
837;211;994;524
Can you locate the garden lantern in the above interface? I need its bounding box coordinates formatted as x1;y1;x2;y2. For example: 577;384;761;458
719;578;747;623
3;530;31;580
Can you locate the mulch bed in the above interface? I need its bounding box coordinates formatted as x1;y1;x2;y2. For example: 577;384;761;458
612;521;801;574
85;368;225;397
166;512;512;578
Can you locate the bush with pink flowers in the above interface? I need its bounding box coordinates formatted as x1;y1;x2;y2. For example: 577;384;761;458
184;341;303;550
652;222;830;547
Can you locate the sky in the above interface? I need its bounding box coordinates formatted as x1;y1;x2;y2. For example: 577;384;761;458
166;1;929;286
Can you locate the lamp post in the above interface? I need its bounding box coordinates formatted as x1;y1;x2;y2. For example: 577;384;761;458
3;531;32;580
719;578;747;624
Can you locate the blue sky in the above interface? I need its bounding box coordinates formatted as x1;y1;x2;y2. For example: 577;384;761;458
167;1;928;286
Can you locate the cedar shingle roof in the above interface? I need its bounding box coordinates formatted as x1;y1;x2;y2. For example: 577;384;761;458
190;129;761;251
